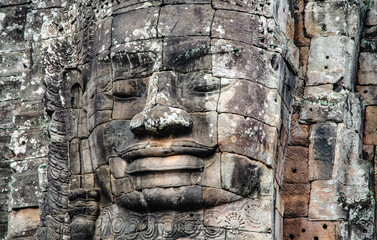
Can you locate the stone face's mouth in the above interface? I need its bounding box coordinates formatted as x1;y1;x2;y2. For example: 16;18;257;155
117;139;216;162
126;155;204;174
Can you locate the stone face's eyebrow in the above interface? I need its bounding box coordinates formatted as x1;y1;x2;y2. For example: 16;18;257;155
168;44;241;66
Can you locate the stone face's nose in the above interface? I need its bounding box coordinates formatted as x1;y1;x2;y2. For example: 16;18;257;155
130;105;193;135
130;71;193;135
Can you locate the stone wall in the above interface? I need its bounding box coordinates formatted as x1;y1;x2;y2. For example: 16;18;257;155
0;0;376;239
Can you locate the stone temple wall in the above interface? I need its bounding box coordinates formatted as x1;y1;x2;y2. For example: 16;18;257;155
0;0;376;239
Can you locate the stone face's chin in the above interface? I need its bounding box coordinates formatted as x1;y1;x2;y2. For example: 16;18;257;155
116;186;204;212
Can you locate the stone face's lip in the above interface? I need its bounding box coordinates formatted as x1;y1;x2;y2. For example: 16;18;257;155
125;155;204;174
117;140;215;161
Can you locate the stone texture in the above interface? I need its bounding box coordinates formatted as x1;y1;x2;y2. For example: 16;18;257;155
300;85;346;124
218;113;278;166
281;183;310;217
306;36;357;89
212;10;264;46
364;106;377;145
212;39;281;89
309;180;347;220
309;122;337;181
283;146;309;183
305;2;360;37
158;5;214;37
356;85;377;105
289;113;310;146
218;79;281;127
112;7;159;44
11;171;41;209
284;218;337;240
358;52;377;85
8;208;40;238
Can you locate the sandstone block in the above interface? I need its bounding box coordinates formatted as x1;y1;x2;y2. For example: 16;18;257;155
212;10;263;46
212;39;281;89
227;231;273;240
212;0;272;17
112;7;159;44
290;113;309;146
158;4;214;37
273;0;295;41
9;129;49;160
309;122;337;180
364;106;377;145
356;85;377;105
218;79;281;127
281;183;310;217
88;110;112;132
95;165;113;202
358;52;377;85
111;39;162;80
218;113;278;166
201;153;221;188
362;145;375;162
300;85;346;124
309;180;346;220
109;157;127;179
305;2;359;37
111;175;134;197
0;6;27;51
93;18;112;56
221;153;273;197
284;218;337;240
0;51;27;77
306;36;356;89
163;36;211;73
80;139;93;174
8;208;40;238
204;197;273;233
11;172;41;209
284;146;309;183
69;138;81;175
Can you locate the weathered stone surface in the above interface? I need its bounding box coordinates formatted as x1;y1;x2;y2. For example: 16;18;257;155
221;153;272;197
9;129;48;160
290;113;310;146
213;0;272;16
227;231;273;239
284;146;309;183
309;180;346;220
203;187;241;207
212;10;264;46
218;113;278;166
356;85;377;105
0;6;28;51
284;218;337;240
112;7;159;44
306;36;356;89
273;0;295;41
300;85;346;124
0;51;27;77
358;52;377;85
69;138;81;175
305;2;359;37
109;157;127;179
11;172;41;209
364;106;377;145
212;39;281;89
80;139;93;174
158;5;214;37
111;175;134;197
281;183;310;217
362;145;375;162
95;165;113;202
218;79;281;127
111;39;162;80
309;122;337;181
204;197;273;232
8;208;40;238
163;36;211;73
201;153;221;188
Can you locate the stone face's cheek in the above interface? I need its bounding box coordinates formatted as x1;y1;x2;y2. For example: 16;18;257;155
218;78;281;128
218;113;278;167
177;72;220;112
112;78;149;120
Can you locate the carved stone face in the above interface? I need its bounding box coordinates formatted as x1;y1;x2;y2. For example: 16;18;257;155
87;3;279;212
